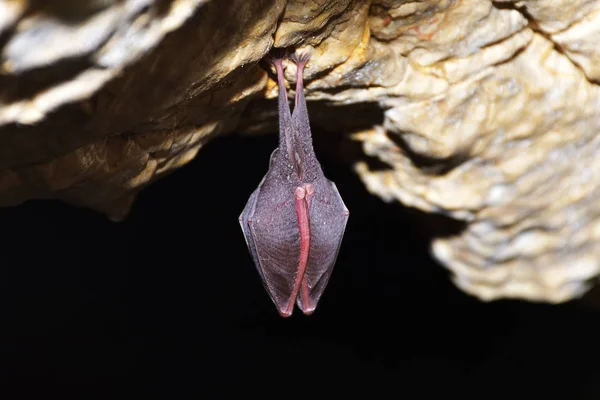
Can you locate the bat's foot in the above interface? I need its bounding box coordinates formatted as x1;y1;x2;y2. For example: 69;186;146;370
267;47;287;66
290;51;311;101
290;51;311;67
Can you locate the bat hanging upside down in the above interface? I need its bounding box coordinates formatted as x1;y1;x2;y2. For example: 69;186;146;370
239;50;349;317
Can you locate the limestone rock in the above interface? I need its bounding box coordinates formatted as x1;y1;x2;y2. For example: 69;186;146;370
1;0;599;304
0;0;280;219
354;0;600;303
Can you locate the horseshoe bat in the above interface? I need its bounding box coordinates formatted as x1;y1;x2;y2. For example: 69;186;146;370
239;50;349;317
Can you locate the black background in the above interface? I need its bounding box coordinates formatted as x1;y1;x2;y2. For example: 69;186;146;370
3;133;600;395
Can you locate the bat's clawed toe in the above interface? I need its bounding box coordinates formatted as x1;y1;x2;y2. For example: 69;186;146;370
290;51;311;66
267;48;311;66
267;47;287;66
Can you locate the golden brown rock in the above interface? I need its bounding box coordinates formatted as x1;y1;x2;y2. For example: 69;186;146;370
0;0;281;217
1;0;599;304
354;2;600;303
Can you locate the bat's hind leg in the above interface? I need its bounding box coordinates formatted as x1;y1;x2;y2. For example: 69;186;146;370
290;51;311;108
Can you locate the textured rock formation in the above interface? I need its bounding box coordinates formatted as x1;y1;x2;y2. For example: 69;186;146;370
1;0;599;304
0;0;280;219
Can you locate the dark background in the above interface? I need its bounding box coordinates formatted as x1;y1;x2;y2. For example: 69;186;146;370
3;133;600;395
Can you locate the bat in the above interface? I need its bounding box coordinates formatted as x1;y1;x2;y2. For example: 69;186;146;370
239;50;349;317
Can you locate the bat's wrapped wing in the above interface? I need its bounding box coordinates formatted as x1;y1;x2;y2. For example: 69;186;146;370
239;167;348;316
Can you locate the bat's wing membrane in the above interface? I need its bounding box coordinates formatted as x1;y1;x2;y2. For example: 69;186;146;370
241;171;302;315
238;149;281;284
297;179;349;314
239;186;264;283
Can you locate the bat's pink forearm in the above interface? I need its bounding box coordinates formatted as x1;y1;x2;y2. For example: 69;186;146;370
300;184;314;314
283;185;313;316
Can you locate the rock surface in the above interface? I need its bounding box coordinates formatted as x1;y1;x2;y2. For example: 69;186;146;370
1;0;599;303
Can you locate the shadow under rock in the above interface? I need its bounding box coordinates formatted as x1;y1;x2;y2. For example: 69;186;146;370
1;132;599;395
